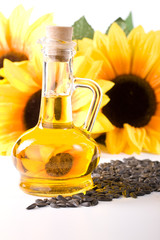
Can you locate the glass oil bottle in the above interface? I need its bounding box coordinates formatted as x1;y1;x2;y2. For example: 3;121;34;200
12;26;102;197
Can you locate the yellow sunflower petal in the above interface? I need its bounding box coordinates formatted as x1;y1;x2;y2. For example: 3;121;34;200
107;23;131;75
0;121;24;134
106;127;126;154
86;47;116;79
4;59;39;93
76;38;93;52
0;131;23;155
154;87;160;102
61;146;94;179
123;142;139;154
24;145;55;165
8;5;32;50
0;78;8;84
31;51;43;85
73;108;88;127
0;67;5;77
131;31;160;78
72;80;113;115
123;124;146;153
85;60;103;79
72;78;112;112
15;59;42;87
96;79;114;93
147;115;160;131
24;13;53;46
54;145;73;156
155;103;160;116
39;145;56;163
93;31;108;56
146;59;160;89
0;84;28;104
127;25;145;54
72;87;91;112
73;104;113;134
0;131;23;142
22;158;44;174
144;128;160;154
0;14;9;51
0;102;24;121
74;51;85;57
100;95;110;108
25;143;63;165
0;12;7;24
0;144;10;155
25;145;43;162
73;56;93;77
92;112;113;134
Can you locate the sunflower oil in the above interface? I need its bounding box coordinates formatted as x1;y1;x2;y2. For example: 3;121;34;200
12;95;100;196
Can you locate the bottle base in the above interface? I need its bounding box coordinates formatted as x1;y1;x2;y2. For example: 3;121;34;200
20;174;93;197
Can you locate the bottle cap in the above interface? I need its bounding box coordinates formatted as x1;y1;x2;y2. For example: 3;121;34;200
46;26;73;42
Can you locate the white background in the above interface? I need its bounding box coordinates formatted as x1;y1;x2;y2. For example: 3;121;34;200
1;0;160;33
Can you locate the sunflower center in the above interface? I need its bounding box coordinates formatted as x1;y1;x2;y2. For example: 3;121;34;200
24;90;41;130
102;74;156;128
45;153;73;177
0;51;28;68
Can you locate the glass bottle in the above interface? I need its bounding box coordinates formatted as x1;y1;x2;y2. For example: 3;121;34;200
12;26;102;197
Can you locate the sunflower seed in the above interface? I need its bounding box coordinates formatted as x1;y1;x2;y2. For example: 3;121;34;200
67;199;80;207
130;192;137;198
26;203;37;210
49;199;57;204
56;195;67;201
91;199;99;206
37;202;48;207
26;157;160;210
81;202;91;207
97;196;112;201
65;196;72;201
50;203;60;208
35;199;44;204
122;190;130;198
72;194;83;201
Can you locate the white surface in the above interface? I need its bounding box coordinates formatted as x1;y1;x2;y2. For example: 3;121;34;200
0;0;160;33
0;153;160;240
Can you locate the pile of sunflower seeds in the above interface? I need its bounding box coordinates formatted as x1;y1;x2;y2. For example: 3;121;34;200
26;157;160;210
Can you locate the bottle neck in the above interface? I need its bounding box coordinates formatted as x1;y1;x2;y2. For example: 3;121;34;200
38;51;74;128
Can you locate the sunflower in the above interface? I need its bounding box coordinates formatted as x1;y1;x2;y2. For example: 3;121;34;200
77;23;160;154
0;5;53;72
13;141;93;179
0;52;113;155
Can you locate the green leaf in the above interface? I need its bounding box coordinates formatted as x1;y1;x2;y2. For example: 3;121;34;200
72;16;94;40
105;12;134;36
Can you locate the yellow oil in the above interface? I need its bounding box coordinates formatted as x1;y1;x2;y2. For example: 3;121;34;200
12;95;100;196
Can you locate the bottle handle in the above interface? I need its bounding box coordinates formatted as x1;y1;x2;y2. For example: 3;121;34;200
73;78;102;132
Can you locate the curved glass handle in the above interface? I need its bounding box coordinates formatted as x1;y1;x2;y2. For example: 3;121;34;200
74;78;102;132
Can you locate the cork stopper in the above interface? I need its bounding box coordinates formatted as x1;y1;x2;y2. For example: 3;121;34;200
40;25;76;61
46;26;73;42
